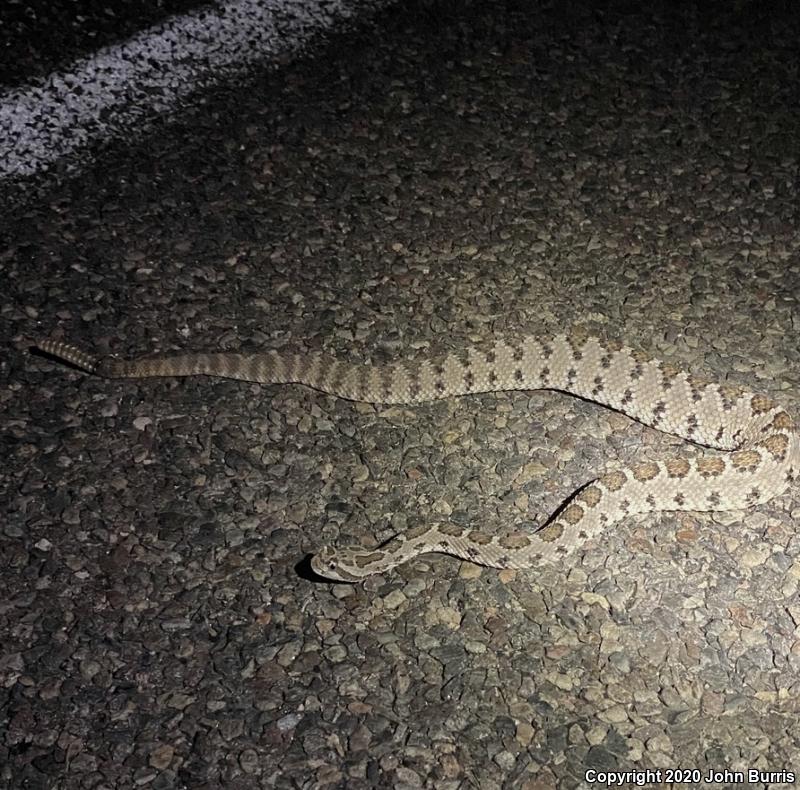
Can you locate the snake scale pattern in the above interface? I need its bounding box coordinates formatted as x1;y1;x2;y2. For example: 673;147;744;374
35;331;799;582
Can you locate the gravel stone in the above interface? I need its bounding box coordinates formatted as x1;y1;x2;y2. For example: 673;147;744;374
598;705;629;725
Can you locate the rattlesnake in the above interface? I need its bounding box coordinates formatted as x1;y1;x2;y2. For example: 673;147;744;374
34;331;799;582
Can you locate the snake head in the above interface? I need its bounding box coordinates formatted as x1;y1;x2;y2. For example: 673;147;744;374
310;545;368;582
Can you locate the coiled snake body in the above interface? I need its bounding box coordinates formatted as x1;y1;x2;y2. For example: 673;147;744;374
35;332;799;582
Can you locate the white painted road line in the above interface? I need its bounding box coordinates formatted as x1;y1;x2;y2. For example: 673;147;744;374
0;0;385;180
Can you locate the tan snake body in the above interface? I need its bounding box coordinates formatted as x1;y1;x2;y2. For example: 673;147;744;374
34;331;799;582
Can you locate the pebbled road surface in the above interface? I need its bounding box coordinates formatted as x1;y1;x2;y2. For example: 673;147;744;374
4;1;800;788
